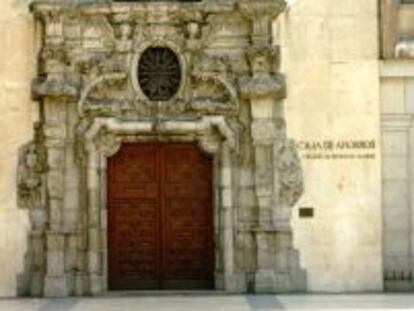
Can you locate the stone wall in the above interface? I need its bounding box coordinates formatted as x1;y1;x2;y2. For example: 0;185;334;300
0;0;36;297
380;60;414;291
279;0;383;292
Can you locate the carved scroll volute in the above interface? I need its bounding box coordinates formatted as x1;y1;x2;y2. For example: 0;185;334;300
33;6;67;75
94;130;122;158
198;131;221;155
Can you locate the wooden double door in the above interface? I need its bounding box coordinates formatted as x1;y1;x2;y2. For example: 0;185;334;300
108;143;214;290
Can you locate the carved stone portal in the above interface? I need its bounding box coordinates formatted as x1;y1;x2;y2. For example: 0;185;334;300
18;0;306;296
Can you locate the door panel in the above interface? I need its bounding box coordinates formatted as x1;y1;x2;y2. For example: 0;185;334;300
108;144;160;290
108;143;214;290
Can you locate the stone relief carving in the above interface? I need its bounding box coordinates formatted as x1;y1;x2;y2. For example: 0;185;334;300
17;123;47;211
275;139;304;207
239;46;286;100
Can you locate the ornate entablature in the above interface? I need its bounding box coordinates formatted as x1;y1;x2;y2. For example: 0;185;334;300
19;0;306;297
31;0;248;119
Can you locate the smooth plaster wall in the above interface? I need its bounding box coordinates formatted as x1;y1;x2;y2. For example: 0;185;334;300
279;0;383;292
0;0;35;297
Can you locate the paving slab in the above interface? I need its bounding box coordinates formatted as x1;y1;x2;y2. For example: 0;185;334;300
0;294;414;311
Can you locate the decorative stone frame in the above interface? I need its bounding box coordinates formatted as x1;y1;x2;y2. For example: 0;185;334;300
22;0;306;297
82;116;239;293
131;41;189;104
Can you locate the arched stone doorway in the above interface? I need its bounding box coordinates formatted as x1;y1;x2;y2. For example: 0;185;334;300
18;0;306;296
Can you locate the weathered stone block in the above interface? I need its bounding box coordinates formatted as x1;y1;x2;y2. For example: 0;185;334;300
224;273;247;293
239;169;254;187
88;228;101;252
29;273;44;297
275;250;289;272
75;273;89;296
239;187;256;207
89;274;104;296
251;121;276;144
46;251;65;275
254;269;277;293
46;233;65;251
88;251;101;274
221;188;233;208
47;171;64;198
276;233;293;249
44;276;68;297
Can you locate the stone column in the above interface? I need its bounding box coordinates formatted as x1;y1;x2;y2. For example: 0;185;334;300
219;143;247;292
239;0;306;293
32;7;80;297
240;46;286;292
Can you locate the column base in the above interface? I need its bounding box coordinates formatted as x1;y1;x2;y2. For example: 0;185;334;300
254;269;307;293
225;273;247;293
44;276;69;297
254;269;278;293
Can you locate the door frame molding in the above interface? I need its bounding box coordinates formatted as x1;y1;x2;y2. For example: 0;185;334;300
79;116;240;294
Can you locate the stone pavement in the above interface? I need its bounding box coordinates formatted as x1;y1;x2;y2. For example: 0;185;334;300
0;294;414;311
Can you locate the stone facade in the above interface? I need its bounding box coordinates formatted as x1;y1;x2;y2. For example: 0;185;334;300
16;0;306;296
1;0;413;298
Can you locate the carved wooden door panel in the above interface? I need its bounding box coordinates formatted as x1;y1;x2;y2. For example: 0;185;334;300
108;143;214;290
162;144;214;289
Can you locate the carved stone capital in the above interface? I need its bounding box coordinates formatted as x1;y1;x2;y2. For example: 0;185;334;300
238;0;287;44
238;0;287;20
32;7;65;45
